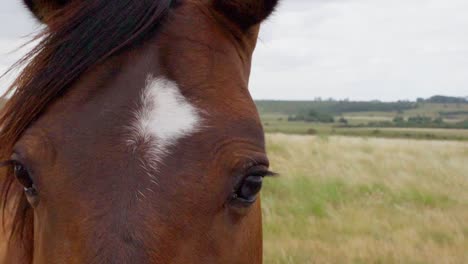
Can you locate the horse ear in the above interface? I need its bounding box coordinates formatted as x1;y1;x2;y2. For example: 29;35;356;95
23;0;70;23
213;0;279;29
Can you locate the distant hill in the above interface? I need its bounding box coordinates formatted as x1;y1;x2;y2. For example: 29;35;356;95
418;95;468;104
255;100;417;115
257;96;468;138
255;95;468;116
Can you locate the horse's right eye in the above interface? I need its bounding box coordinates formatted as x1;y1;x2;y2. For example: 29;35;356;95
13;162;39;206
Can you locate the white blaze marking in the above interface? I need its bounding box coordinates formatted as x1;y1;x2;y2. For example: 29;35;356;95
128;76;201;171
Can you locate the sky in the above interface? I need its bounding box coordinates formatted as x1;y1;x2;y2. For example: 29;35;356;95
1;0;468;101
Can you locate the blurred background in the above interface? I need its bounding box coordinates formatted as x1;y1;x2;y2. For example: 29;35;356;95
1;0;467;263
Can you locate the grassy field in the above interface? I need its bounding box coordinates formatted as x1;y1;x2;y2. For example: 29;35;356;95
342;103;468;123
261;113;468;141
262;134;468;263
257;100;468;141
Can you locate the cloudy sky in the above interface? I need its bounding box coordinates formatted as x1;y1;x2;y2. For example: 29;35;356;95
1;0;468;101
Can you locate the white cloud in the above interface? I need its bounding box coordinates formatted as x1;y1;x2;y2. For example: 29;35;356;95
0;0;37;95
251;0;468;100
1;0;468;100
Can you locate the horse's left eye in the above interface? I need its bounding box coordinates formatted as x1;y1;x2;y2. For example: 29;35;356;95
13;162;39;206
14;162;34;188
233;175;263;204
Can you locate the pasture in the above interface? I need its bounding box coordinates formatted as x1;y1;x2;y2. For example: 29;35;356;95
261;113;468;141
262;134;468;263
257;100;468;141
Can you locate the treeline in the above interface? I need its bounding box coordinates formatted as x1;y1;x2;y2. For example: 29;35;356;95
305;101;417;114
288;110;468;129
417;95;468;104
256;95;467;116
288;110;335;123
348;116;468;129
257;100;417;115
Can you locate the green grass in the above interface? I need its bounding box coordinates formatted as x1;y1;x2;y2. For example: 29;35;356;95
260;112;468;141
343;103;468;121
405;103;468;119
262;134;468;263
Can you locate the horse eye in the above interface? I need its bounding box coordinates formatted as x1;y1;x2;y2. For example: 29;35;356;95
14;162;33;188
13;162;39;205
233;175;263;204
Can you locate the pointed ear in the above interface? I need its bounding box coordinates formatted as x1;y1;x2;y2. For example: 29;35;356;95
23;0;70;23
213;0;279;29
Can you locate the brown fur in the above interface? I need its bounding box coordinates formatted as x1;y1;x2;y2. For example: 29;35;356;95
1;0;279;263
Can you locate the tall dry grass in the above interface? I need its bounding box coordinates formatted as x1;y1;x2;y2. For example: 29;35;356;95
263;134;468;263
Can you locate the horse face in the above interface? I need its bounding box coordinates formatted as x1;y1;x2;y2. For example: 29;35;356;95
3;0;279;263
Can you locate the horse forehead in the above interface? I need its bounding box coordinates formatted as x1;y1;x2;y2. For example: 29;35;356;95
136;77;201;141
127;75;263;164
128;76;202;166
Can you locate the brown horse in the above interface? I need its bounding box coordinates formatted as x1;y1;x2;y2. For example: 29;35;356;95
0;0;279;263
